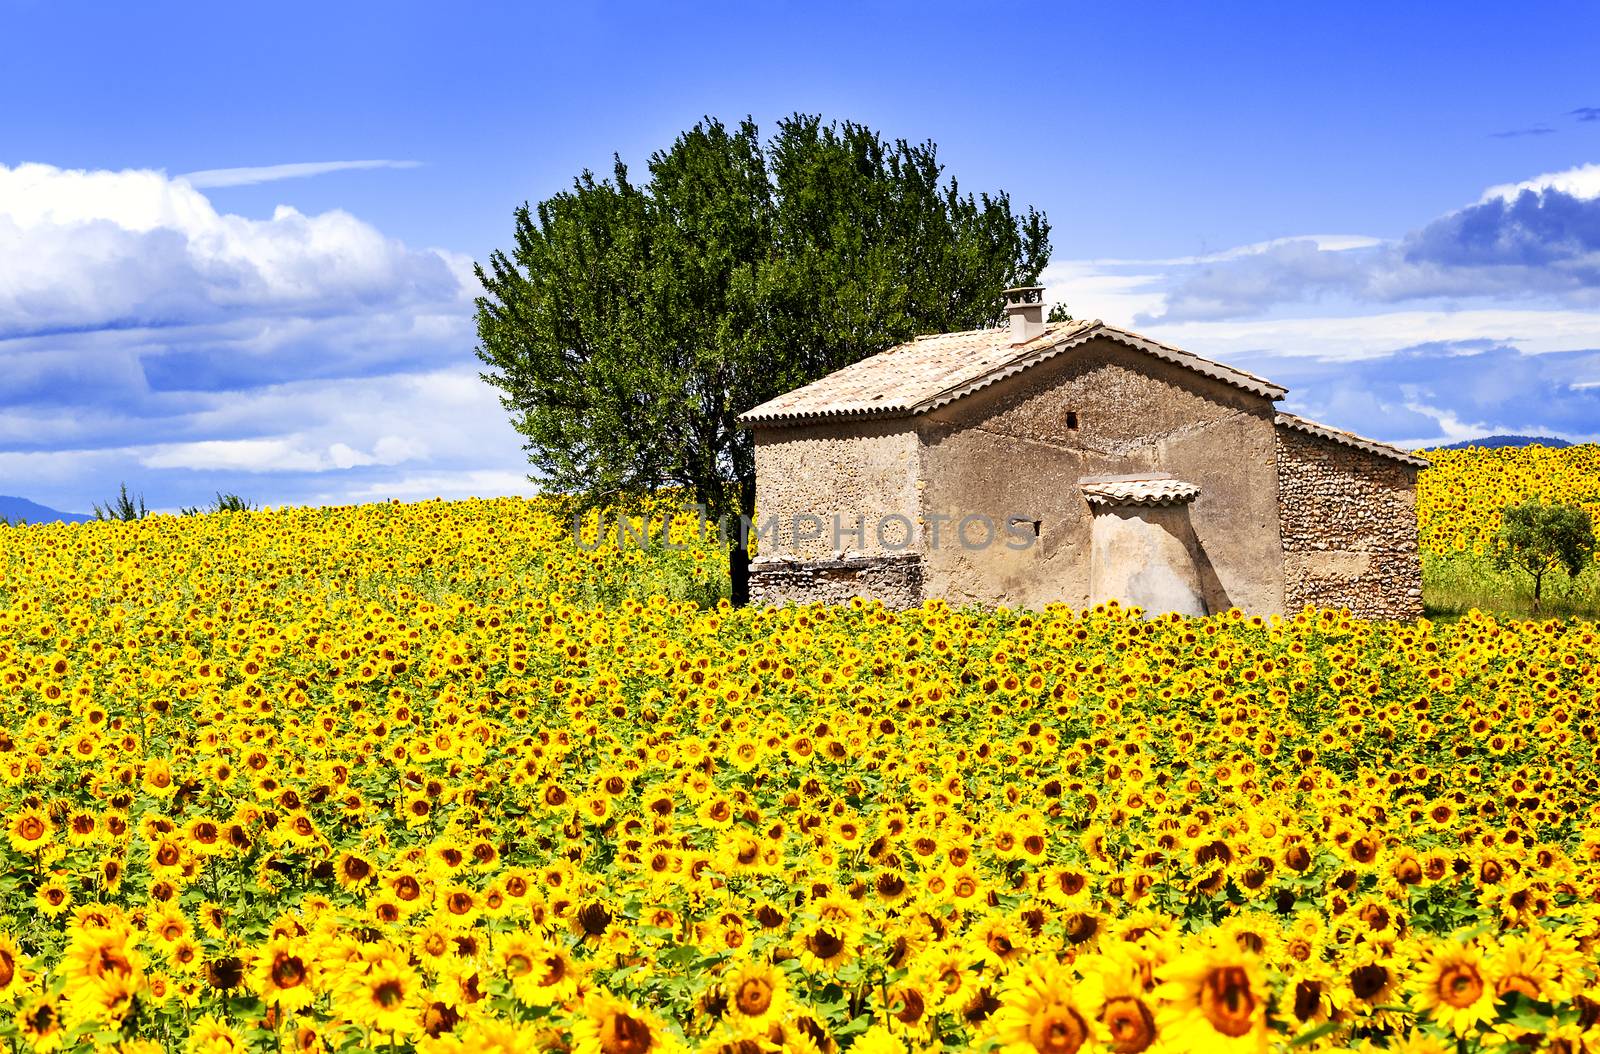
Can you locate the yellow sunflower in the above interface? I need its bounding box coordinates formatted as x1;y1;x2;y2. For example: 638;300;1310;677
1487;930;1562;1002
186;1012;246;1053
253;936;319;1013
573;990;683;1054
6;808;51;854
793;918;858;975
335;851;377;890
0;934;28;1001
850;1024;907;1054
987;956;1101;1054
66;968;140;1029
32;877;71;918
1153;942;1267;1054
490;929;578;1008
62;921;142;989
723;957;787;1031
15;996;63;1053
1078;948;1160;1054
340;953;423;1036
1409;940;1494;1037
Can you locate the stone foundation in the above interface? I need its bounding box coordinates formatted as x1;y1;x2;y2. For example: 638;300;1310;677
749;554;923;608
1276;426;1422;620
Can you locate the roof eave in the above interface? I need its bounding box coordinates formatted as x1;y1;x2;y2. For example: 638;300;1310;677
907;323;1288;414
738;319;1289;426
1275;413;1430;469
740;406;919;427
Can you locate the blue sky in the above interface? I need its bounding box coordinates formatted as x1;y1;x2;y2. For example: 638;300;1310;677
3;0;1599;512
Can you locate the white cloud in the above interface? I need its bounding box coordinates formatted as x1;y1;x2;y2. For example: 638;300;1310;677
0;448;121;478
1480;162;1600;203
1039;261;1168;327
1094;162;1600;325
0;163;531;512
141;438;346;473
0;361;535;512
1398;401;1492;446
178;160;422;189
1203;234;1385;261
1045;235;1394;327
0;162;463;337
336;470;538;503
1076;234;1386;268
127;368;514;471
138;434;425;474
1141;308;1600;362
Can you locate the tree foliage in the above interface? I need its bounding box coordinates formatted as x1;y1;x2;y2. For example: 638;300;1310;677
92;483;149;522
180;492;257;517
474;114;1051;601
1492;498;1597;608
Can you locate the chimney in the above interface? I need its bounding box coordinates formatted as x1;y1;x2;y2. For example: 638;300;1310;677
1004;285;1047;344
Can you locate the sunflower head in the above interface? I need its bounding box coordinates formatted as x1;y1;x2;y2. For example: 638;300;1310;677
988;957;1099;1054
1154;942;1266;1046
574;990;677;1054
724;958;786;1028
1411;941;1495;1037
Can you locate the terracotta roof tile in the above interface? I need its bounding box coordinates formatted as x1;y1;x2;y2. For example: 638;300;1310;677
739;320;1287;426
1079;475;1201;507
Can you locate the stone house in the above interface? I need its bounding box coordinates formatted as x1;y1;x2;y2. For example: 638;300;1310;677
738;287;1425;619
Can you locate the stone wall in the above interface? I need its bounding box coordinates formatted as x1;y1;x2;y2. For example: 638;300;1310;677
1276;426;1422;620
751;419;919;560
748;554;923;608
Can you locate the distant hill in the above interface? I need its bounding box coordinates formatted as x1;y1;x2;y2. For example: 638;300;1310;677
0;496;93;524
1440;435;1573;450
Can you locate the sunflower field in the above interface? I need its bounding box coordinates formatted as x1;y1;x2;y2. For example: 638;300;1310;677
1415;444;1600;618
0;459;1598;1054
1417;444;1600;555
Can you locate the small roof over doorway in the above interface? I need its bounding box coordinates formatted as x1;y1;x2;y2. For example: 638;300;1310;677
1079;473;1201;507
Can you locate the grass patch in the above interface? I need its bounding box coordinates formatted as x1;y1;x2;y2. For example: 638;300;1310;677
1423;552;1600;621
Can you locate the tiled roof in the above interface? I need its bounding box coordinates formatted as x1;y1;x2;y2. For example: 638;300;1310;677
1080;474;1201;507
1275;413;1430;469
739;320;1288;425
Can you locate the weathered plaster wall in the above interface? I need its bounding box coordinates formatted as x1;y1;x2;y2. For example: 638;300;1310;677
1088;504;1207;616
751;419;919;560
915;337;1286;613
1276;427;1422;620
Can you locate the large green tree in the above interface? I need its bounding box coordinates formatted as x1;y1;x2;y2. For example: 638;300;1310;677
474;115;1051;602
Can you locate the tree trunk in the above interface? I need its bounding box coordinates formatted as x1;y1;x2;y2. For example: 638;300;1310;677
1533;569;1543;613
729;478;756;606
730;544;750;606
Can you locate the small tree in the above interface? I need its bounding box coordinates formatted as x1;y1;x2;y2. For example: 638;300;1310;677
1492;499;1596;610
92;484;149;522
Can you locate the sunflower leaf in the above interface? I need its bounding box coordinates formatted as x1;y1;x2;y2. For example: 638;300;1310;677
1288;1020;1343;1046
